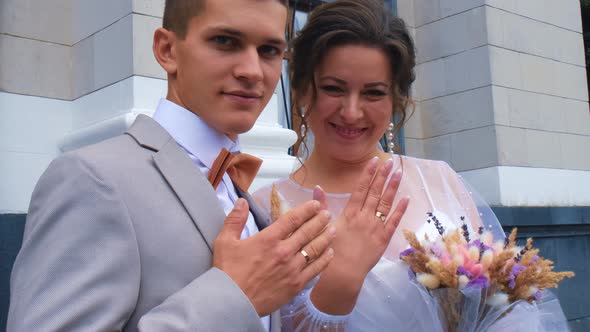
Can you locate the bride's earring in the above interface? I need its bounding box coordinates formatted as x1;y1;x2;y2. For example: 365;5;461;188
300;122;307;138
299;109;307;137
386;122;395;153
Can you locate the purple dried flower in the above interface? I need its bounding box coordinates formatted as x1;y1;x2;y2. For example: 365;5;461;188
511;264;526;276
400;248;417;258
504;232;510;248
530;255;540;265
467;275;490;289
534;290;543;301
461;222;470;242
457;266;473;278
508;264;527;289
509;279;516;289
426;212;445;235
515;246;529;262
429;244;442;258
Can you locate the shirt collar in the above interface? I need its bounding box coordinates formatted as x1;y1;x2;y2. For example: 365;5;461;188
152;98;240;168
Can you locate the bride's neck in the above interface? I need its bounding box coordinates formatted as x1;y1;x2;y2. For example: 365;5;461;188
292;149;390;194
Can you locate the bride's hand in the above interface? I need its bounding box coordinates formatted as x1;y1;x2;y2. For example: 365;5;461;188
333;157;409;277
309;157;409;315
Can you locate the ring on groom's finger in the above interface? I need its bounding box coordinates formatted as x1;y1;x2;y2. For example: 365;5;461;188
375;211;387;223
299;249;311;263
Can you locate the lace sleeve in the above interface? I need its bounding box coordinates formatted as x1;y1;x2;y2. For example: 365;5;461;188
281;283;350;332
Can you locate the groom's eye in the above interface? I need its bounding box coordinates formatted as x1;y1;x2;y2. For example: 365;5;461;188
259;45;282;58
212;35;238;50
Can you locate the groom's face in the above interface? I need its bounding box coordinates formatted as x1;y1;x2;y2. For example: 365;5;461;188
168;0;287;139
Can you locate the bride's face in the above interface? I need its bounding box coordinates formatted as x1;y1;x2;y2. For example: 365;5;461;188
307;44;393;162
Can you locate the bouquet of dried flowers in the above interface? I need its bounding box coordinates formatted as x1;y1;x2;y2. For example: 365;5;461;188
399;213;574;332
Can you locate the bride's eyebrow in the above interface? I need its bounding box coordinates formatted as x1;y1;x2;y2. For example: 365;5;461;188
318;76;347;85
365;82;389;89
318;76;389;89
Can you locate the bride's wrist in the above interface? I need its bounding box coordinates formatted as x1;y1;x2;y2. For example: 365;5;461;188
308;260;367;315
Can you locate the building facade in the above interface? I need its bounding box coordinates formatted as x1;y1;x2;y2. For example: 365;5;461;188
1;0;589;329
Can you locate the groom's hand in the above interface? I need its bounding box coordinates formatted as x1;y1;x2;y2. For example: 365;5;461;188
213;198;335;316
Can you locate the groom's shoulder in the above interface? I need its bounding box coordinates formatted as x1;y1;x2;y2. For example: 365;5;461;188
47;131;153;181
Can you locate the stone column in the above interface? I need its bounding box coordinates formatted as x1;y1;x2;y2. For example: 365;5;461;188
397;0;590;207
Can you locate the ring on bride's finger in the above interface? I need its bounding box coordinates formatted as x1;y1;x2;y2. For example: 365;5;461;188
375;211;387;223
299;249;311;263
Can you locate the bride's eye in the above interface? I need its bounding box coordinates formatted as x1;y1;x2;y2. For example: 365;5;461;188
320;85;344;94
364;89;387;100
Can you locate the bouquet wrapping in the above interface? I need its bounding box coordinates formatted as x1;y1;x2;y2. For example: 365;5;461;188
399;213;574;332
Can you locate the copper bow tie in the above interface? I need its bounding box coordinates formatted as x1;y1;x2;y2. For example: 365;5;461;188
207;148;263;192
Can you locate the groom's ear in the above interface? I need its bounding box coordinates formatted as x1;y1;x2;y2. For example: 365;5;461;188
153;27;178;76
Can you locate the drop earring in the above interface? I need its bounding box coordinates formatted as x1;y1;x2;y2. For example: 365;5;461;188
299;108;307;137
386;122;395;153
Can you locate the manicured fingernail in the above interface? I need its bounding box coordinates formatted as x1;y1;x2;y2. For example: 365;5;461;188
393;170;402;180
369;157;379;171
327;225;336;236
327;248;334;257
383;159;394;174
312;200;321;210
313;185;324;200
235;199;245;209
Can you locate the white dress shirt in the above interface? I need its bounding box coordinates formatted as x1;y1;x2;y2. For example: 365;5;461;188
153;98;270;331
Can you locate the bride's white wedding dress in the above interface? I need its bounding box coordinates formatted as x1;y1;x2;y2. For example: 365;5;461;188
253;155;570;332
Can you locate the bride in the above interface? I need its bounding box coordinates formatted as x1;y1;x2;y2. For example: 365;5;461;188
254;0;570;331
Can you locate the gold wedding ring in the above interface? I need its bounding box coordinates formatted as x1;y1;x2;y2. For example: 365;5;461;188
375;211;387;223
300;249;311;263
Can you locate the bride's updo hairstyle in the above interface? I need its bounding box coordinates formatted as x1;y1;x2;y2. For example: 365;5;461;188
290;0;416;156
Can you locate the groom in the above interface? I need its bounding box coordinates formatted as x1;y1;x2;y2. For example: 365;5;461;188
7;0;336;331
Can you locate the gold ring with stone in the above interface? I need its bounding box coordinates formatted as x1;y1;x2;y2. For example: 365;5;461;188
300;249;311;263
375;211;387;223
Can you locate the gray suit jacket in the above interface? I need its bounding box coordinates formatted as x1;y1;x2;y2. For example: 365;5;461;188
8;115;281;331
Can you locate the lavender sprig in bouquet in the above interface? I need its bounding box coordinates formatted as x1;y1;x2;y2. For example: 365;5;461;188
399;213;574;332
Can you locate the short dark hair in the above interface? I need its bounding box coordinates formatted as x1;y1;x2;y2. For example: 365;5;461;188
290;0;416;155
163;0;289;38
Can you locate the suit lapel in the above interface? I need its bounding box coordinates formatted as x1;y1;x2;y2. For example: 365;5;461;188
127;115;225;253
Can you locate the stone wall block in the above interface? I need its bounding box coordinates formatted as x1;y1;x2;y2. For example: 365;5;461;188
132;14;166;79
0;35;72;99
420;86;494;138
496;125;528;166
561;134;590;170
0;0;72;45
525;129;563;169
450;125;498;171
486;0;582;33
132;0;165;17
